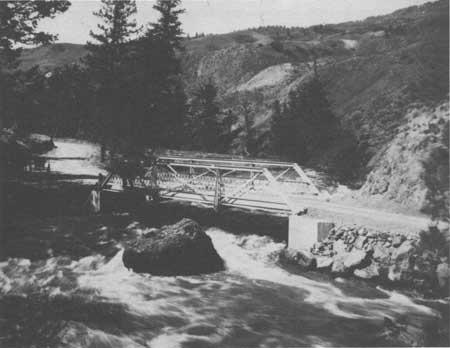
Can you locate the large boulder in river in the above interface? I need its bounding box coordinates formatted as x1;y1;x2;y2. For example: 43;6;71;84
122;219;224;276
22;133;55;153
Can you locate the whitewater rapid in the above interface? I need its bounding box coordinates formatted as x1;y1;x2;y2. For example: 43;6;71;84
1;226;442;348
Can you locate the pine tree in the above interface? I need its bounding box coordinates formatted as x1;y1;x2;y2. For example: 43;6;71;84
189;80;222;152
239;100;257;157
86;0;140;77
273;76;338;163
135;0;187;149
150;0;185;49
85;0;140;151
0;1;70;67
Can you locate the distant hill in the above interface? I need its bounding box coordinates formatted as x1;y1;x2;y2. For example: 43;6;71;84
19;43;87;71
17;0;449;214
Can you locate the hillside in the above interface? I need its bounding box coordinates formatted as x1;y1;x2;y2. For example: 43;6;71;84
19;43;87;71
17;0;449;214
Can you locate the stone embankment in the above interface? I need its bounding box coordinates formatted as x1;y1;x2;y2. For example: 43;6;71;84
280;225;449;297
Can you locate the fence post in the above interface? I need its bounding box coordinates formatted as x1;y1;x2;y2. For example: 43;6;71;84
214;169;222;212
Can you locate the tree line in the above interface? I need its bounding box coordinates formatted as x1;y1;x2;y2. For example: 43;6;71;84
1;0;236;156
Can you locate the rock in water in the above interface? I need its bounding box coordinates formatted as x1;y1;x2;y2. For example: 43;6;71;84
279;248;316;270
388;241;416;282
316;256;333;270
436;262;450;290
378;317;425;347
332;250;368;274
122;219;224;276
354;261;381;279
23;133;55;153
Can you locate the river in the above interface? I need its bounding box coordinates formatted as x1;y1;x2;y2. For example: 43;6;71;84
1;139;447;347
1;225;446;347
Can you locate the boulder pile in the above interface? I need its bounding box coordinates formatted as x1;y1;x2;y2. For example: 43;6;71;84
282;224;449;297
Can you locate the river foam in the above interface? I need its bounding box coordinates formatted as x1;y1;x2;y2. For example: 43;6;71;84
0;226;443;347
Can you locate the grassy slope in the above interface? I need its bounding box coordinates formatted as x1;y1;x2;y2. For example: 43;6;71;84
17;0;449;213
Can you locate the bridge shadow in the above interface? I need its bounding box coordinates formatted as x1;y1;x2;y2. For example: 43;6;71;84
124;199;290;242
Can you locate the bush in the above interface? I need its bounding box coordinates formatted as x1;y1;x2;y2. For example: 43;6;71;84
270;39;284;52
418;225;449;259
232;33;256;44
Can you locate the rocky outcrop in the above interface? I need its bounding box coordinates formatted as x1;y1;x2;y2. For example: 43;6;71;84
360;103;449;212
122;219;224;276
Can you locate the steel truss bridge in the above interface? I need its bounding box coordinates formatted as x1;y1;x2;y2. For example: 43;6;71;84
101;153;321;215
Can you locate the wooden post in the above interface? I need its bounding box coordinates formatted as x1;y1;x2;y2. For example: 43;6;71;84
96;173;104;213
150;165;160;202
214;169;222;212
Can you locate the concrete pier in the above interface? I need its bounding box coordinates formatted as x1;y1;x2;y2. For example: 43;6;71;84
288;215;334;251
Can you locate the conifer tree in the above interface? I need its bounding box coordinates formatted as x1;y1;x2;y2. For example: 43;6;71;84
0;1;70;67
239;100;257;157
189;80;222;152
136;0;187;149
85;0;140;151
272;76;338;163
150;0;185;49
86;0;139;77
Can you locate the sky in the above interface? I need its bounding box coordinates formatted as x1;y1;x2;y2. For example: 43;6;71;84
38;0;433;44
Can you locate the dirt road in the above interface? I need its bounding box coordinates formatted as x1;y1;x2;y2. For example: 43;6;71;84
295;197;432;235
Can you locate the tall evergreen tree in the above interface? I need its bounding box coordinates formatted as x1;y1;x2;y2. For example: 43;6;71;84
150;0;185;49
0;1;70;67
239;101;257;157
136;0;187;149
85;0;140;151
86;0;139;77
272;76;338;163
188;80;222;152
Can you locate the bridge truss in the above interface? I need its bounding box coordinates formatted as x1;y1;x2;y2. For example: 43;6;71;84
103;154;321;215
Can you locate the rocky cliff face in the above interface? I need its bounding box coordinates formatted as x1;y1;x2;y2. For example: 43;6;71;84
17;0;449;214
361;102;449;212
